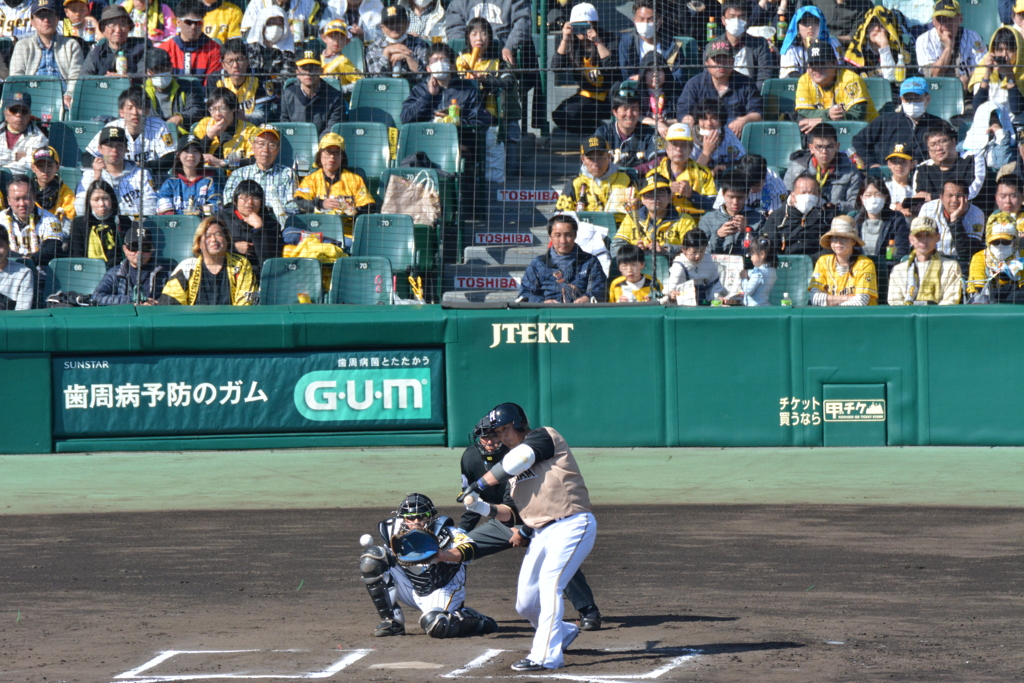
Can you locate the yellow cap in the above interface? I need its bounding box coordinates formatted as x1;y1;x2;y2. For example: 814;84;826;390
318;132;345;151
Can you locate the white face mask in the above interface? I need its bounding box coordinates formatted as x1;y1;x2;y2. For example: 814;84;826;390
862;196;886;216
413;0;432;7
635;21;655;40
150;74;172;90
428;59;452;75
384;31;407;44
263;25;284;44
902;100;926;119
990;243;1016;261
724;17;747;37
699;127;717;138
793;193;819;214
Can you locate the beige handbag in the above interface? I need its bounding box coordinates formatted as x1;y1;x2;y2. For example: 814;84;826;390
380;171;441;226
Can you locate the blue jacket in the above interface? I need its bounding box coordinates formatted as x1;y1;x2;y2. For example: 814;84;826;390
400;77;492;128
92;258;175;305
618;30;684;83
519;245;607;303
157;173;223;215
675;71;762;124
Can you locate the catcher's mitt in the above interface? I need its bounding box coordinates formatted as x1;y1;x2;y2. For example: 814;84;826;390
391;528;440;566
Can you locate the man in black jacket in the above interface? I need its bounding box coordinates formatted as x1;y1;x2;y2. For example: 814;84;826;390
280;46;346;135
81;5;148;77
852;76;946;168
457;417;603;631
593;81;659;168
617;0;685;82
91;227;174;306
714;0;778;91
763;172;837;255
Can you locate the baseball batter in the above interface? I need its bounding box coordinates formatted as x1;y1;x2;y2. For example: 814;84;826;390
358;493;498;639
459;417;603;631
459;403;597;672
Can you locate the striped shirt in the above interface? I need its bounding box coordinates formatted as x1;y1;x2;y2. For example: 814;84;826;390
85;117;176;166
75;163;160;218
223;162;298;222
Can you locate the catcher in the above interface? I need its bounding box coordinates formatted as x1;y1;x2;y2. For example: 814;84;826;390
359;492;498;639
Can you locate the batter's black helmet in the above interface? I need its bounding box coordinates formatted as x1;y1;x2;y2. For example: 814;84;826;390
398;493;436;518
487;403;529;432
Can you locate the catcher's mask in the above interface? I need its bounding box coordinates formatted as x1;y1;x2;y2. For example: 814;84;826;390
471;416;505;457
486;403;529;433
398;492;436;526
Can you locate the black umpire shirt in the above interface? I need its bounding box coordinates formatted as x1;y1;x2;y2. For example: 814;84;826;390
457;443;510;531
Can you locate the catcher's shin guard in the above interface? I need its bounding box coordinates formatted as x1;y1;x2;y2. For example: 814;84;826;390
420;607;497;639
360;546;404;626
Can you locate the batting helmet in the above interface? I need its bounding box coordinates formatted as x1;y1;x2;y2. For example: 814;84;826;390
398;493;437;519
486;403;529;432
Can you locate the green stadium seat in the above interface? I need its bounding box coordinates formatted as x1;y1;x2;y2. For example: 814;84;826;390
349;77;410;130
397;122;462;174
448;38;466;56
2;75;64;123
333;121;390;199
676;36;700;81
642;253;671;284
770;254;813;306
60;167;83;193
760;78;799;121
352;213;420;295
69;77;128;122
740;121;803;175
342;36;365;73
833;121;869;154
286;213;345;243
270;122;319;174
328;255;393;304
49;120;104;167
959;0;1001;50
923;77;965;120
259;257;324;304
863;77;893;114
142;215;202;265
43;257;108;297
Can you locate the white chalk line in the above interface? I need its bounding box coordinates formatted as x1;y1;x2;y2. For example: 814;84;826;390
109;649;372;682
442;648;506;677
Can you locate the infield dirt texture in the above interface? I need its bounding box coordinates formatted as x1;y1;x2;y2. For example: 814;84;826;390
1;447;1022;682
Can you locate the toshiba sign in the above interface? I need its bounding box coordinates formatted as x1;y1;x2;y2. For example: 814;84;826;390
454;276;520;289
475;233;534;245
496;189;559;202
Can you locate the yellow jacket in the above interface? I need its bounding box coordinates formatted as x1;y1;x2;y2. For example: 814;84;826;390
647;156;717;215
796;68;879;121
322;52;362;87
294;167;375;238
159;253;256;306
194;117;259;161
809;254;878;304
613;207;695;252
202;1;243;43
608;274;659;302
968;26;1024;94
555;170;637;223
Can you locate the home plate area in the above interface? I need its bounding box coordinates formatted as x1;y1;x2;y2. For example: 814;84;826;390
104;645;700;682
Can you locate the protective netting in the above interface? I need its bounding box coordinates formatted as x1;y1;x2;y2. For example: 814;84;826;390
0;0;1017;309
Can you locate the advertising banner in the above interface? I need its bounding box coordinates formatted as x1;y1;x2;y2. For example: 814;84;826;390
53;349;444;438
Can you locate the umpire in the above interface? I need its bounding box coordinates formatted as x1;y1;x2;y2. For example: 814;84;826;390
458;416;602;631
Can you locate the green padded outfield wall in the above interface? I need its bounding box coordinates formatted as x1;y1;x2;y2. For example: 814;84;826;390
0;304;1012;453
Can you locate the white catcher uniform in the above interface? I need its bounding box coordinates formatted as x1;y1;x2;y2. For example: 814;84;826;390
379;516;468;616
507;426;597;670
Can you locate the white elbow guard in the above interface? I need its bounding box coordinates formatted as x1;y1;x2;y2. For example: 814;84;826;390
502;444;536;476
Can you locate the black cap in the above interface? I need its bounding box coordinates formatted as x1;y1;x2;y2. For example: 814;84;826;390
806;40;836;67
177;133;205;153
6;91;31;110
580;136;610;155
123;226;153;250
99;126;127;145
30;0;58;14
145;48;173;72
381;4;408;27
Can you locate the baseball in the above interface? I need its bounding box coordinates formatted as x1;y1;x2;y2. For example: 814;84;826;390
359;534;373;547
464;494;476;505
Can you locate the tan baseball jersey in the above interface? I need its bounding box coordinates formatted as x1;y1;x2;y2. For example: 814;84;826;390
508;427;592;529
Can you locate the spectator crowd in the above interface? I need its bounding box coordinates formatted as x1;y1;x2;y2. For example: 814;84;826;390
0;0;1021;309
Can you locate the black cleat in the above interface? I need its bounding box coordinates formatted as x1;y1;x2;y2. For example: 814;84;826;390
373;619;405;637
511;658;546;671
578;609;602;631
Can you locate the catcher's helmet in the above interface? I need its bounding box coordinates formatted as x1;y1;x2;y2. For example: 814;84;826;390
486;403;529;432
398;493;437;519
471;416;506;457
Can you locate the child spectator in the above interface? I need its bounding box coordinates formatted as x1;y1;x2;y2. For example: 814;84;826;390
701;170;762;254
888;215;963;305
158;135;223;215
594;80;658;169
69;180;134;268
91;226;174;306
30;147;75;226
555;137;638;224
885;142;916;216
809;215;878;306
784;121;863;212
642;122;716;216
689;99;745;173
739;233;777;306
608;243;659;302
966;214;1024;302
0;226;33;310
612;174;695;258
320;20;362;95
663;228;727;304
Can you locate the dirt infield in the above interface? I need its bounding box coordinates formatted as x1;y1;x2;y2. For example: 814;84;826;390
1;504;1021;682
